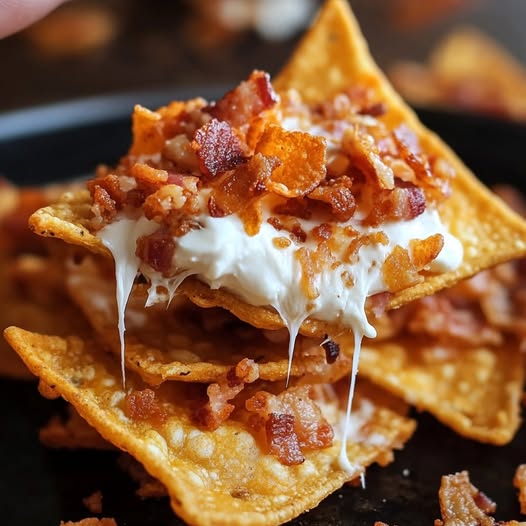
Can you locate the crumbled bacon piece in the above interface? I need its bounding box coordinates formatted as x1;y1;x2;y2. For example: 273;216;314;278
192;358;259;431
136;231;175;274
208;70;278;128
192;118;248;177
124;388;167;424
265;413;304;465
245;386;333;465
435;471;497;526
90;185;117;225
365;182;426;226
208;153;278;217
308;176;356;221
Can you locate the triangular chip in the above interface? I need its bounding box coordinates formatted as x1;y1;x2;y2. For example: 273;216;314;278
28;0;526;342
273;0;526;311
359;338;524;445
4;326;415;526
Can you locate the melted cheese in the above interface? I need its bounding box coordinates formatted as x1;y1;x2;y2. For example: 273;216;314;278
98;216;157;384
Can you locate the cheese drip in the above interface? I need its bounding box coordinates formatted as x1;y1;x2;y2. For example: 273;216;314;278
98;216;157;384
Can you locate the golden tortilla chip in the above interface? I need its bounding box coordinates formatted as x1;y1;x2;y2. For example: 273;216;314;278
5;326;415;526
274;0;526;311
358;337;524;445
29;0;526;338
65;257;352;384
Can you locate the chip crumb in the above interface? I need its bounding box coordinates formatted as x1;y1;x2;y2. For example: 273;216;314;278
514;464;526;514
59;519;117;526
82;490;103;514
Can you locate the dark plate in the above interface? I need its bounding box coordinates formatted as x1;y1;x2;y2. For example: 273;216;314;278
0;92;525;526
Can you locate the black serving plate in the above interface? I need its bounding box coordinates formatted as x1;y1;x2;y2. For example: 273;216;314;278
0;92;525;526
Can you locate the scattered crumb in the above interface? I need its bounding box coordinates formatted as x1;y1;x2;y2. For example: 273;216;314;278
82;491;103;514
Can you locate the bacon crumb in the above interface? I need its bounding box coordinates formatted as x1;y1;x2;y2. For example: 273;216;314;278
60;519;117;526
245;386;334;465
192;358;259;431
436;471;497;526
83;491;103;514
192;118;248;177
208;70;278;128
136;231;175;274
124;388;167;424
266;413;305;465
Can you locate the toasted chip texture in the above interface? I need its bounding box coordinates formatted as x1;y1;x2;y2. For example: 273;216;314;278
5;326;415;526
66;257;352;384
359;338;523;445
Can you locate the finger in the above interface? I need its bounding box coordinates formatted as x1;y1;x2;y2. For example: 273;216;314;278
0;0;68;38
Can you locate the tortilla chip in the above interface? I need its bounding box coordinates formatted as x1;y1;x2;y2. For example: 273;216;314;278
5;326;415;526
66;257;352;384
274;0;526;311
29;0;526;338
358;336;524;445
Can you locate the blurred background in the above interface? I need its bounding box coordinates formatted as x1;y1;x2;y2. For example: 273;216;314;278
1;0;526;118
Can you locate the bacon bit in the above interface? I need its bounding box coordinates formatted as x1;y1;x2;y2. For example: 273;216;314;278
342;127;395;189
513;464;526;514
143;184;187;222
297;242;338;300
365;183;426;226
136;231;175;274
410;234;444;269
436;471;497;526
256;126;327;198
131;163;168;185
162;134;200;173
208;70;278;128
321;337;340;364
90;185;117;225
192;358;259;431
87;174;127;210
311;223;333;242
208;194;228;218
245;386;334;465
273;237;291;249
308;176;356;222
209;153;278;217
341;270;355;288
344;231;388;264
382;245;423;293
272;198;312;219
130;104;164;156
192;118;248;177
83;490;103;514
266;413;304;465
124;388;167;424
